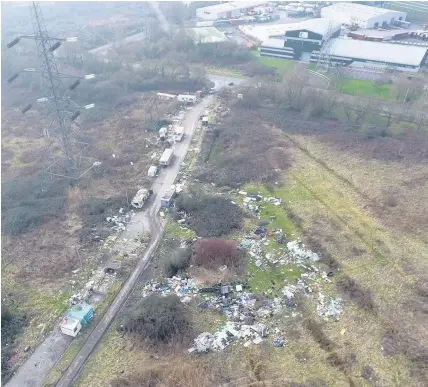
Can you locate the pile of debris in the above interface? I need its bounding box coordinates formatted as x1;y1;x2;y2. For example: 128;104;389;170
141;276;199;303
317;293;343;321
106;208;134;232
189;321;270;353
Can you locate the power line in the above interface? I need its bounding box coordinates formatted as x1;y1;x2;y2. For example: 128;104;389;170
4;1;99;180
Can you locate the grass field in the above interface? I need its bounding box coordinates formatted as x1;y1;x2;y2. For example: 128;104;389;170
251;50;295;73
334;77;392;99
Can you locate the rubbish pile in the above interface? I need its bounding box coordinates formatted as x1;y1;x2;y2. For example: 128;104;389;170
106;208;134;232
189;321;271;353
286;240;320;263
141;276;199;303
240;236;320;268
317;293;344;321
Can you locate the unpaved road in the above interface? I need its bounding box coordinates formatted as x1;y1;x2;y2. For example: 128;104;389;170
6;97;213;387
53;98;213;387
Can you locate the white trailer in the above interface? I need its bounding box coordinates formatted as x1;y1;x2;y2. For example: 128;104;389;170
159;148;174;167
131;188;151;209
173;126;185;142
177;94;197;104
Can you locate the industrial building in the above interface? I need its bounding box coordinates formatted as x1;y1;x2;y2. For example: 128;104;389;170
196;1;268;21
185;27;228;44
310;38;428;72
320;3;406;29
260;18;341;61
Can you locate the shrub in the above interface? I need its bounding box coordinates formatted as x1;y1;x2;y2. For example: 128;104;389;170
175;194;244;237
336;275;377;313
164;248;191;277
1;174;68;235
194;238;243;270
121;294;190;344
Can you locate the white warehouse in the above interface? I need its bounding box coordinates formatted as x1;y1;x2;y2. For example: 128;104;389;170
196;1;268;21
321;3;406;29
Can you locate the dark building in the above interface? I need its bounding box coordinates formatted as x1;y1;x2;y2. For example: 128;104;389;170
260;18;341;62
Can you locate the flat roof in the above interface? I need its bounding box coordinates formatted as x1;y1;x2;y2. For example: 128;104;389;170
261;38;285;49
330;38;427;66
241;18;341;41
197;1;268;14
286;18;342;36
185;27;228;44
322;3;406;18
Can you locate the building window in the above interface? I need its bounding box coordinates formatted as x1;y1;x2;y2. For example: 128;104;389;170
374;22;379;28
399;16;403;20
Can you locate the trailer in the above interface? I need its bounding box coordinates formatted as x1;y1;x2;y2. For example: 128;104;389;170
159;148;174;167
161;186;177;208
177;94;197;104
173;126;185;142
131;188;151;209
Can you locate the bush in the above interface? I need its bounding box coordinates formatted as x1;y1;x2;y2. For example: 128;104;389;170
175;194;244;237
121;294;190;344
194;238;243;270
336;275;377;313
164;248;191;277
1;175;68;235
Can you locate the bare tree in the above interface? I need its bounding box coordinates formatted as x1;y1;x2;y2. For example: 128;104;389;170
413;111;428;132
325;91;339;116
342;102;354;121
381;106;395;128
354;100;370;123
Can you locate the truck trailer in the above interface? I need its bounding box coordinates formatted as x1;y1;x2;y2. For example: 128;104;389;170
159;148;174;167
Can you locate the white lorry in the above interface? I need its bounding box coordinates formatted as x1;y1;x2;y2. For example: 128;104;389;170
173;126;184;142
131;188;152;209
159;148;174;167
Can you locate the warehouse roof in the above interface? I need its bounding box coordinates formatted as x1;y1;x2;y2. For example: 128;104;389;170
285;18;342;37
261;38;285;49
330;38;427;66
197;1;268;14
321;3;406;18
240;19;341;42
185;27;228;43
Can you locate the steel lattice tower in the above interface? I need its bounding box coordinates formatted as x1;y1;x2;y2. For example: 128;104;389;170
30;1;75;164
20;1;98;180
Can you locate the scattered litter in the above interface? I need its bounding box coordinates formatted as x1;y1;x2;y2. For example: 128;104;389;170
273;337;286;347
317;294;344;321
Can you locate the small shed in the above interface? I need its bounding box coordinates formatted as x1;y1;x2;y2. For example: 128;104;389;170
60;316;82;337
160;186;177;208
67;303;94;326
148;165;158;177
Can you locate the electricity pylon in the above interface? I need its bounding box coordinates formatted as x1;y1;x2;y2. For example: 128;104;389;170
5;1;98;179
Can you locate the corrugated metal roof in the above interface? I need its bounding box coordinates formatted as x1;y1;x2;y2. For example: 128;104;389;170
321;3;406;18
197;1;268;14
241;19;341;42
288;18;342;37
330;38;427;66
261;38;285;49
185;27;228;43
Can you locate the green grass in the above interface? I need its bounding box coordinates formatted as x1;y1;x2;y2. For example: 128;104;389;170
251;50;294;73
248;262;303;294
334;78;392;99
165;220;196;241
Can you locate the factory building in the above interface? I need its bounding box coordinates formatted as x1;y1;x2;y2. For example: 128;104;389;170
260;19;341;61
310;39;428;72
196;1;268;21
320;3;407;29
